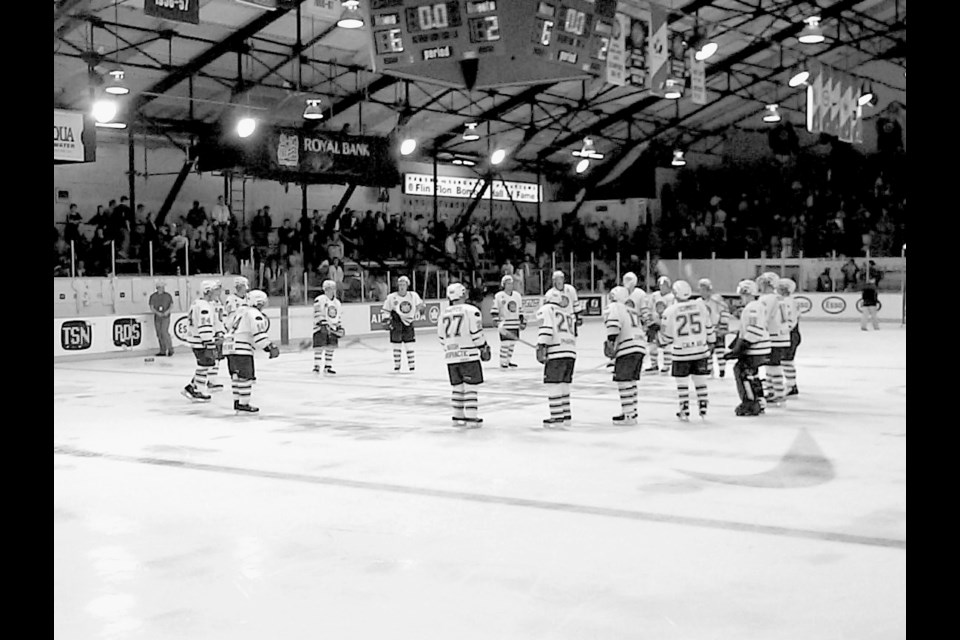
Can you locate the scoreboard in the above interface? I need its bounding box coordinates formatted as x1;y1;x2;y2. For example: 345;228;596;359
368;0;617;89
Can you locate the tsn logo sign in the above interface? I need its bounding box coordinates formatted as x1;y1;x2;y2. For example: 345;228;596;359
61;320;92;351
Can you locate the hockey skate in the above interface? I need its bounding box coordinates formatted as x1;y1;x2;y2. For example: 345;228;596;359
207;382;224;392
182;384;211;402
698;399;709;418
676;401;690;421
787;386;799;396
234;401;259;413
542;417;566;428
312;366;320;373
324;367;336;375
735;401;763;416
612;414;638;426
462;417;483;428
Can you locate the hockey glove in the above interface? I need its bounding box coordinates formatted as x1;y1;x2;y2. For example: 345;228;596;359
724;338;746;360
333;326;346;338
536;344;548;364
603;339;617;360
479;344;492;362
266;344;280;359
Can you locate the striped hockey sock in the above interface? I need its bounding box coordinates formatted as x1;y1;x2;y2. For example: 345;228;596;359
768;365;785;401
560;382;571;421
617;381;637;417
676;377;690;412
662;351;673;371
463;388;478;419
236;379;252;405
783;360;796;390
693;374;708;414
451;384;465;419
499;342;516;366
393;347;402;370
314;348;323;368
232;377;240;404
324;348;335;368
192;367;207;389
548;390;564;420
406;348;415;370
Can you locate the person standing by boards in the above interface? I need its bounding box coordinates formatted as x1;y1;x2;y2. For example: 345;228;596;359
860;279;880;331
148;280;174;357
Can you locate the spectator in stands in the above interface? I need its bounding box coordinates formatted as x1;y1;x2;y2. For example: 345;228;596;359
64;204;83;245
211;196;231;228
841;258;860;291
860;279;880;331
816;267;834;292
251;208;271;251
89;227;111;275
328;257;345;294
327;231;344;262
89;204;109;234
278;218;295;259
186;200;206;229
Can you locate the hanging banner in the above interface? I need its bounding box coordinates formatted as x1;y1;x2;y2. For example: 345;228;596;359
605;13;629;86
688;50;707;105
300;0;341;21
196;128;400;187
646;3;669;95
403;174;542;203
144;0;200;25
54;109;95;163
806;62;864;145
625;16;648;86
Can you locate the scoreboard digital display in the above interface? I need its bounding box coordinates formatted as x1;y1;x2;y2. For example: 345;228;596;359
368;0;615;89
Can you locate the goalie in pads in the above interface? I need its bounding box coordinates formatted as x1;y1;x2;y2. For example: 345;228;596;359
313;280;345;374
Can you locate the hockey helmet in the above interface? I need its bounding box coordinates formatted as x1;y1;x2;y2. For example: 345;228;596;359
608;286;628;304
201;280;219;294
776;277;796;295
737;279;759;297
543;289;564;306
247;290;268;308
397;275;411;287
672;280;693;301
446;283;467;301
322;279;337;292
501;274;514;287
622;272;638;287
697;278;713;291
234;276;249;291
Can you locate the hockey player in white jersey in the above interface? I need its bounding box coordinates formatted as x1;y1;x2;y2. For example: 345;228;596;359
724;280;772;416
776;277;801;397
438;283;491;427
756;272;786;406
697;278;732;377
383;275;424;372
605;272;649;369
223;289;279;413
223;276;249;326
536;289;577;427
604;286;646;425
206;280;226;392
545;270;583;335
313;280;344;374
182;280;224;402
647;276;676;373
660;280;715;420
492;274;525;368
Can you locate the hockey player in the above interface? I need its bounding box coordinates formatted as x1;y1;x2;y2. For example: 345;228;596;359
603;286;646;425
545;270;583;335
222;289;279;413
724;280;772;416
777;277;801;396
756;272;786;406
492;274;525;368
438;283;491;427
660;280;715;420
223;276;249;326
182;280;224;402
536;289;577;427
206;280;226;392
383;275;424;372
605;272;649;369
647;276;676;373
697;278;731;377
313;280;344;374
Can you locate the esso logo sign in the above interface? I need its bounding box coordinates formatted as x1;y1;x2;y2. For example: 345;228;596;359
794;296;813;315
856;299;882;312
173;316;191;342
822;296;847;314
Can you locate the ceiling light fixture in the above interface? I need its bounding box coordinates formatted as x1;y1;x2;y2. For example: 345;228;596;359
303;98;324;120
91;98;118;124
462;122;480;141
490;148;507;165
788;65;810;87
798;16;825;44
400;137;417;156
671;150;686;167
572;137;604;160
858;83;876;106
575;158;590;174
236;116;257;138
337;0;365;29
664;78;684;100
763;104;782;123
95;121;127;129
104;69;129;95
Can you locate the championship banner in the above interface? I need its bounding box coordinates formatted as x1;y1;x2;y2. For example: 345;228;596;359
806;62;864;145
626;16;648;86
369;302;441;331
688;50;707;105
646;3;669;96
605;13;629;86
54;109;95;163
144;0;200;25
196;127;401;187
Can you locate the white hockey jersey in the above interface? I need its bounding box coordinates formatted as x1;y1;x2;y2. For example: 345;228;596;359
492;291;524;331
772;295;797;347
536;303;577;360
737;300;772;356
546;284;582;318
185;298;222;349
223;305;271;357
604;301;646;358
383;291;424;326
314;295;343;333
660;299;715;361
649;291;676;325
758;292;784;346
438;303;485;364
223;292;248;327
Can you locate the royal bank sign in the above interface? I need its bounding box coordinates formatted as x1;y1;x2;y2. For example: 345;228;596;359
54;109;94;163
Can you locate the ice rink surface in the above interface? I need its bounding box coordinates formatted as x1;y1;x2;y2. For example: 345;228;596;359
54;320;906;640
